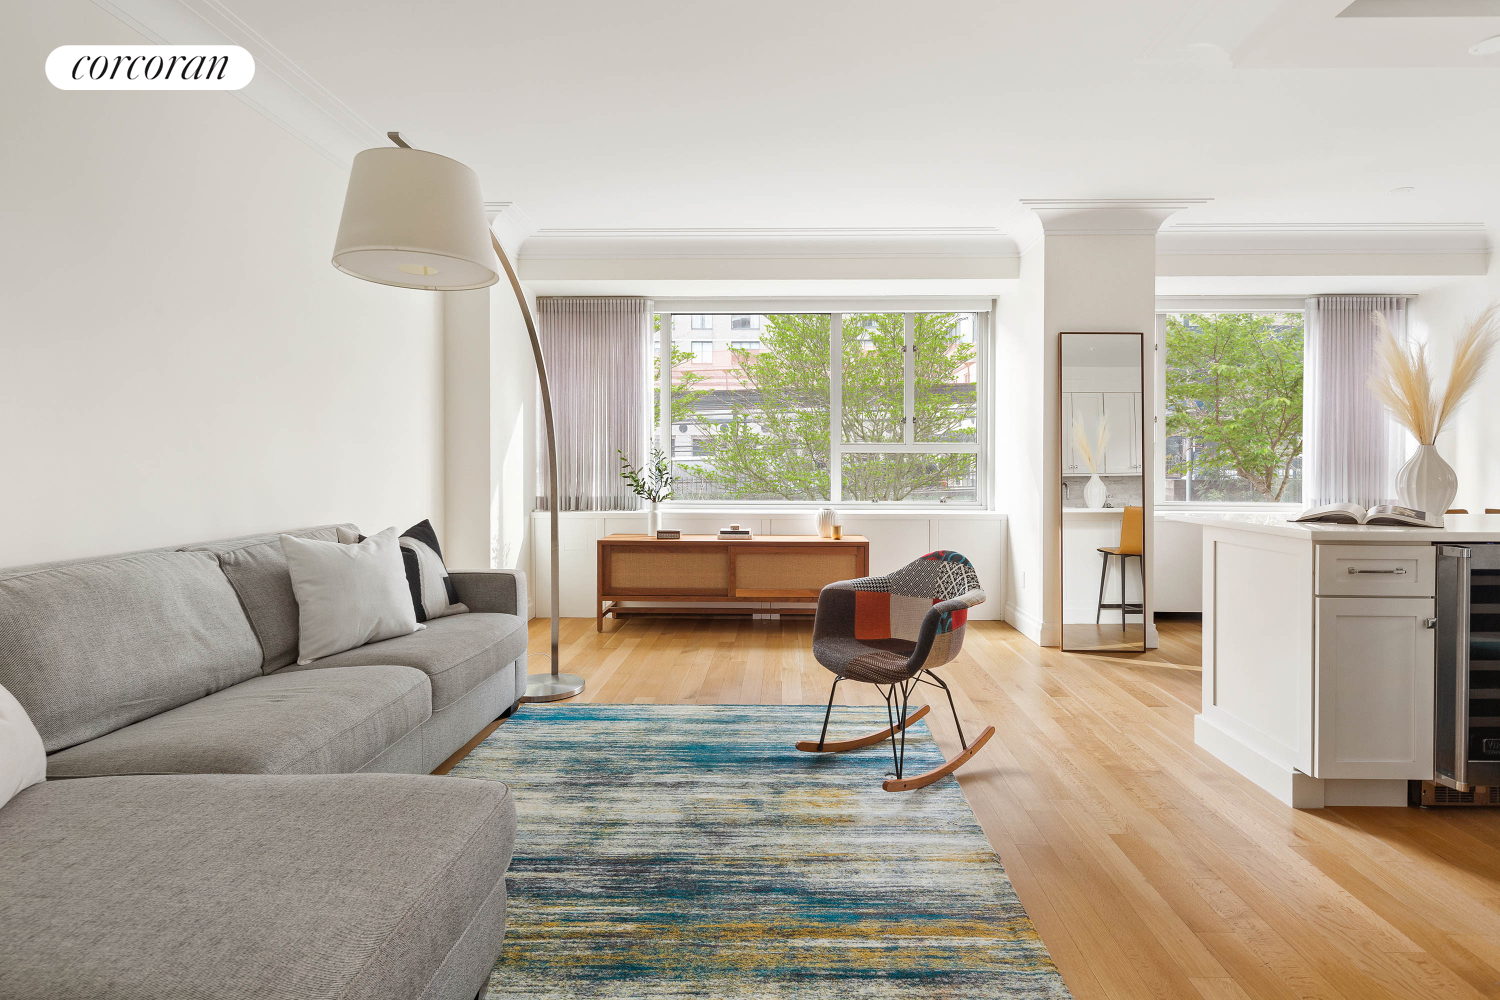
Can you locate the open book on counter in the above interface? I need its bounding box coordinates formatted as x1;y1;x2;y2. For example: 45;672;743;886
1290;503;1432;527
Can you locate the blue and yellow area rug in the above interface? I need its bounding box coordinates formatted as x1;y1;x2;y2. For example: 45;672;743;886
450;703;1071;999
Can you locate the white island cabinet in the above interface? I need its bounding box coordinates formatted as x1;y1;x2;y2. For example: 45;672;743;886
1164;512;1500;808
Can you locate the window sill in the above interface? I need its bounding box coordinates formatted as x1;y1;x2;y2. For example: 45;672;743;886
530;507;1004;518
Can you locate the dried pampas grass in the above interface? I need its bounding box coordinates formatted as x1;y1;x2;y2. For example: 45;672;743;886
1369;306;1499;445
1072;414;1109;474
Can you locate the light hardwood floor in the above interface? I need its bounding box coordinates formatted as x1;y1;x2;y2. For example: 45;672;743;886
510;615;1500;1000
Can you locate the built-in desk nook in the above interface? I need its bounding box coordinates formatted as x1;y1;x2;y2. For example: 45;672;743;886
596;534;869;631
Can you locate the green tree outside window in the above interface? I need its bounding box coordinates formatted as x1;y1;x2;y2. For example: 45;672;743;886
1164;313;1303;502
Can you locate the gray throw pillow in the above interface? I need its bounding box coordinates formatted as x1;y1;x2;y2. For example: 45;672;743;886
280;527;421;664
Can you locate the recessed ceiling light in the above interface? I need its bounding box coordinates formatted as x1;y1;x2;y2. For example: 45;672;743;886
1470;34;1500;55
1389;186;1416;196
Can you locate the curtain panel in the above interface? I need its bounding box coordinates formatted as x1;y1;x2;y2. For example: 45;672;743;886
536;297;650;511
1303;295;1409;509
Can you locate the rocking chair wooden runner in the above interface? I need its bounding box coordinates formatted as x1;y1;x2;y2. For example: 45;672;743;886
797;550;995;792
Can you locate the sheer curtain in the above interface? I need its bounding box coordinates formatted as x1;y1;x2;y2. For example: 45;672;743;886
536;297;651;511
1303;295;1409;509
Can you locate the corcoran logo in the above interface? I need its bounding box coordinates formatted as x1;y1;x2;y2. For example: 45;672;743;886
46;45;254;90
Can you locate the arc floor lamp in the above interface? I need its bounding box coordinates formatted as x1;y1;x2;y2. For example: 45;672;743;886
331;132;583;703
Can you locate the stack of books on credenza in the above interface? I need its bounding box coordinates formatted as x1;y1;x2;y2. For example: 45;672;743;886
717;524;753;540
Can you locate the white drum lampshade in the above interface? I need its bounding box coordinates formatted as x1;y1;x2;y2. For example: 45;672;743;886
332;147;499;290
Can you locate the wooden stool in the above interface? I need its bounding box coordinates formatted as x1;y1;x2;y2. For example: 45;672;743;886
1096;505;1144;625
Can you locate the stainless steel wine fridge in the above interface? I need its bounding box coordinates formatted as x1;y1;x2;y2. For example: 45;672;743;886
1434;542;1500;793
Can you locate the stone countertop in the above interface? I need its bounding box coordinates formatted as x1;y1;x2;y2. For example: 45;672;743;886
1161;510;1500;542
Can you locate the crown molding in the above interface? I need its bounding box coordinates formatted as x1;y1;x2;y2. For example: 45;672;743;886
92;0;384;165
1020;199;1215;213
515;227;1021;284
523;226;1010;241
485;201;539;260
1018;198;1214;238
517;227;1019;261
1164;221;1488;233
1158;221;1491;257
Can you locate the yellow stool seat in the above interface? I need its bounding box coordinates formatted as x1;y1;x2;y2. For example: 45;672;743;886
1096;506;1144;624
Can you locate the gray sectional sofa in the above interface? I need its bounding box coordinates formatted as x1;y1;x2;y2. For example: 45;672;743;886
0;523;529;1000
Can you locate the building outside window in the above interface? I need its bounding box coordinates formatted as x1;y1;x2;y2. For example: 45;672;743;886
689;314;713;330
654;311;985;504
730;315;760;331
1161;311;1304;504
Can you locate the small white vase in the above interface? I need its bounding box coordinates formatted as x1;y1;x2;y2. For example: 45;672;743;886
1083;473;1107;509
1395;444;1457;526
816;507;837;538
646;501;661;536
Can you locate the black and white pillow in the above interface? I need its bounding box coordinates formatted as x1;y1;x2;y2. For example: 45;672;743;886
337;520;468;623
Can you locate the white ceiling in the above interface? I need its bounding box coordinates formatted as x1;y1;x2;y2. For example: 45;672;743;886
141;0;1500;237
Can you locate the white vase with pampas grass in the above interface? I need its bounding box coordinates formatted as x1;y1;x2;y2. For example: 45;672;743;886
1072;414;1110;509
1370;307;1498;526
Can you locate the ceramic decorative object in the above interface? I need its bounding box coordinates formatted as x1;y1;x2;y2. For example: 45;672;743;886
1395;444;1458;526
816;507;837;538
1084;474;1107;509
646;501;661;537
1369;307;1499;528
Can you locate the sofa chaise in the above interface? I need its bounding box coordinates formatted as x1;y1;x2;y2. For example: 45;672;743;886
0;523;528;1000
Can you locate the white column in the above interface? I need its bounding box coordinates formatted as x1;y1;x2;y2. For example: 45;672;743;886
1005;199;1210;647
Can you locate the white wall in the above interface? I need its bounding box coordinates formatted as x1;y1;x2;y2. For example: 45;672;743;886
992;249;1047;640
441;285;536;589
0;2;444;566
1408;264;1500;512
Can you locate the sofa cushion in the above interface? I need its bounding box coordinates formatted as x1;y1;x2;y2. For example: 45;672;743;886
0;772;515;1000
0;682;45;808
189;524;349;672
45;665;431;777
280;612;527;713
0;549;263;753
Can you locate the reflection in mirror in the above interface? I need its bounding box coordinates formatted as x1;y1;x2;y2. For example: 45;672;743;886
1060;333;1146;652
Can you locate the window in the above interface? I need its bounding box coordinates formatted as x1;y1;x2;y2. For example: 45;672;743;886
691;341;713;364
730;315;760;331
657;310;984;504
1161;311;1304;503
690;315;713;330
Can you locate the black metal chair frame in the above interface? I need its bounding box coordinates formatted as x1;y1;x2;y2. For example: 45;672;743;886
814;670;970;780
1096;550;1144;625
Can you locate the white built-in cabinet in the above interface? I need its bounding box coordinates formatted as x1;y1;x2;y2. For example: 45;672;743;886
1314;597;1435;780
1312;545;1435;781
1194;522;1439;807
1062;390;1143;475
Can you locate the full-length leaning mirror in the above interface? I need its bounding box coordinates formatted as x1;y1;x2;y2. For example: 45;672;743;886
1059;332;1147;652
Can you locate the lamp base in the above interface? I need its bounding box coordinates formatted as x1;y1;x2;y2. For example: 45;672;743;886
521;672;586;703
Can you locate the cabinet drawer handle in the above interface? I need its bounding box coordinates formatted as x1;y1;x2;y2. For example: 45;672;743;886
1348;567;1405;575
1425;617;1438;629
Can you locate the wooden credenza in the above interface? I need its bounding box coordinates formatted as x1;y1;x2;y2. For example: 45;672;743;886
596;534;869;631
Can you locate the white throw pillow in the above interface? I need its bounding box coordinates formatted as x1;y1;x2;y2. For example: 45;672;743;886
281;527;422;664
0;681;46;808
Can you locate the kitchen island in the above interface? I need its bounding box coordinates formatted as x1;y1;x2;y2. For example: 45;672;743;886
1164;511;1500;808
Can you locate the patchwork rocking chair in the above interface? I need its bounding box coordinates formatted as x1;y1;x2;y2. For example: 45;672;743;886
799;550;994;792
